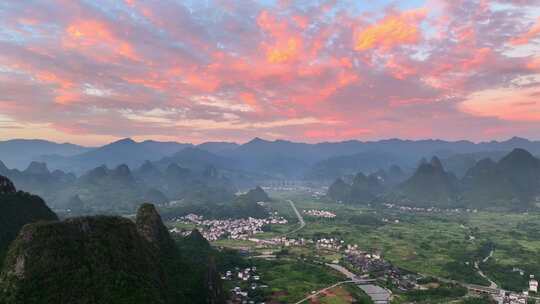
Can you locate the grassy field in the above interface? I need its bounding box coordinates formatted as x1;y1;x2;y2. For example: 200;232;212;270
252;258;345;303
173;189;540;294
265;190;540;291
315;285;374;304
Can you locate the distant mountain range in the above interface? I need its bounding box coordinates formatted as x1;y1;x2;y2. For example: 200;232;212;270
3;136;540;181
0;139;90;169
327;148;540;210
39;138;192;173
3;136;540;211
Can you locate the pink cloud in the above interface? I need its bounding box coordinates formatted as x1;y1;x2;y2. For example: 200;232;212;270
0;0;540;145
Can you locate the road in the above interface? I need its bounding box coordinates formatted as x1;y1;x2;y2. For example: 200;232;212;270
473;248;498;289
293;280;356;304
284;200;306;236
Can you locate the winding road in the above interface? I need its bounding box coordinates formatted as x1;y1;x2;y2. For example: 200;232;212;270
284;200;306;236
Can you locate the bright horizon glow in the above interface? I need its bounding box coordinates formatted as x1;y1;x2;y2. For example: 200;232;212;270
1;1;540;146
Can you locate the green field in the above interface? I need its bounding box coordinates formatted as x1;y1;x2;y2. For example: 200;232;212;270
264;190;540;292
175;189;540;296
252;258;345;302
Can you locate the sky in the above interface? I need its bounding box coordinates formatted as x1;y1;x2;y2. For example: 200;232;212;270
1;0;540;146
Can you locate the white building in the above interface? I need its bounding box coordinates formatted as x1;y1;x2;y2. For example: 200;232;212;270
529;275;538;293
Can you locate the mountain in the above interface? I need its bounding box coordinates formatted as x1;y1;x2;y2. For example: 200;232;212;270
7;136;540;180
306;151;408;181
66;164;143;212
156;147;233;172
0;139;90;170
196;142;239;154
326;172;385;204
349;172;384;203
41;138;191;174
0;162;75;210
143;189;169;205
461;149;540;209
0;158;237;214
221;138;314;178
327;178;352;203
226;187;269;219
241;186;270;203
0;203;225;304
439;151;508;178
0;175;58;263
392;156;459;207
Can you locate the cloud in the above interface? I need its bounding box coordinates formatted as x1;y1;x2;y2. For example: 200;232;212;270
510;16;540;45
460;86;540;121
0;0;540;144
354;9;427;52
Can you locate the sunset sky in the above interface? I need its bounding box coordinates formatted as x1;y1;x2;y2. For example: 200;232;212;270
1;0;540;146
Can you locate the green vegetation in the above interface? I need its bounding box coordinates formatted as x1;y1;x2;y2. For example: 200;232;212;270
0;204;226;304
395;283;467;303
261;191;540;292
393;157;459;207
159;186;269;220
343;285;375;304
252;259;344;303
459;295;496;304
0;176;58;266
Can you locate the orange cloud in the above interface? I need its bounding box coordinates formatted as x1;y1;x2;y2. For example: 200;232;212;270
185;72;221;92
34;71;79;105
355;9;426;51
257;10;304;63
240;92;258;110
266;37;302;63
460;87;540;122
510;17;540;45
527;57;540;70
64;20;139;62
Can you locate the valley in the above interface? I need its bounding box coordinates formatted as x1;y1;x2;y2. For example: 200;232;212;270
165;187;540;303
2;138;540;303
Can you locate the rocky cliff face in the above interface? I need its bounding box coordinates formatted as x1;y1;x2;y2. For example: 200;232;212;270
0;203;226;304
136;203;177;256
0;175;15;194
0;215;168;304
0;175;58;261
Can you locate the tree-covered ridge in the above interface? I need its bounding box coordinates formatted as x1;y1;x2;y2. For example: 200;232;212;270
0;175;58;265
0;158;236;215
327;149;540;210
0;203;225;304
395;156;460;207
159;186;270;220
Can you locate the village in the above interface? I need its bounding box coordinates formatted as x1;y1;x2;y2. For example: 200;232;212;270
223;266;267;304
169;213;288;241
167;206;539;304
303;209;337;218
383;203;479;214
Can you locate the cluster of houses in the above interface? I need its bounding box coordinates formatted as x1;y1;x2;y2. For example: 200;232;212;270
487;276;538;304
303;209;337;218
224;267;267;303
316;237;344;250
247;236;309;247
382;218;400;224
501;292;531;304
383;203;479;214
344;245;418;290
170;214;288;241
